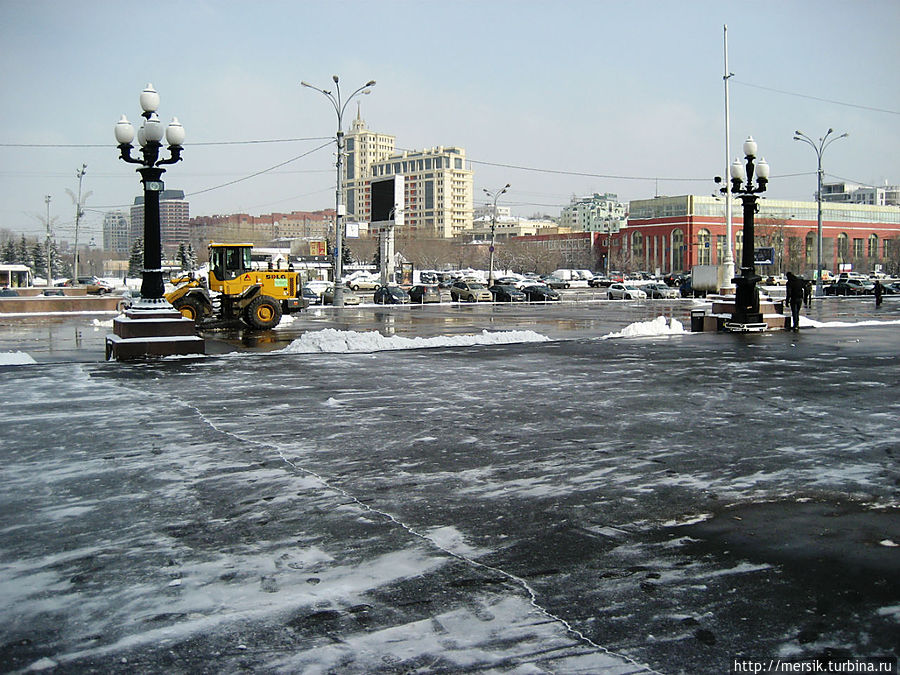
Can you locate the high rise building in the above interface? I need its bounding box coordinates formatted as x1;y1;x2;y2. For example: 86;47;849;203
102;211;130;253
343;111;395;222
130;190;189;256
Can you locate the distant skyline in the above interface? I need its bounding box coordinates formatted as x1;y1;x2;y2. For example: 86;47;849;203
1;0;898;245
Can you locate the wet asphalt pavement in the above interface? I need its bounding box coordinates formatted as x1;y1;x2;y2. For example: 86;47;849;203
0;295;898;674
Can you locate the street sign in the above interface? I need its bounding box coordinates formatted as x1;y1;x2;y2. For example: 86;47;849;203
753;247;775;265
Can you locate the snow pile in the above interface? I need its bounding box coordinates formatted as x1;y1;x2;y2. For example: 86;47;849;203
602;316;687;339
801;316;900;329
91;318;114;328
0;351;36;365
281;328;550;354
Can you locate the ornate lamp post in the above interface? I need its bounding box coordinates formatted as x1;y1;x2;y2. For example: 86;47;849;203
793;129;848;296
107;84;202;361
483;183;509;285
114;84;185;306
301;76;375;307
723;136;770;330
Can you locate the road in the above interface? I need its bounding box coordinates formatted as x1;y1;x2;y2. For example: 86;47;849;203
1;296;898;674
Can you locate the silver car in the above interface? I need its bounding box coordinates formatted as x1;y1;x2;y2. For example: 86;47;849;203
607;283;647;300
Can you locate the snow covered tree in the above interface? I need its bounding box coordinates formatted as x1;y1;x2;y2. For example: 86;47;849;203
128;238;144;277
31;243;46;277
2;240;15;263
186;243;198;271
177;243;188;270
16;234;30;267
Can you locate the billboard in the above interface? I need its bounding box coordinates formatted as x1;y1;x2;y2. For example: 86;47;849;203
370;175;404;225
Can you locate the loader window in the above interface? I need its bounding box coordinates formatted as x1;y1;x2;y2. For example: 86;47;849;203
211;246;251;281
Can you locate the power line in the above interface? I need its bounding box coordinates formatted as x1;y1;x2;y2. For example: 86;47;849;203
0;136;332;148
468;158;710;182
732;80;900;116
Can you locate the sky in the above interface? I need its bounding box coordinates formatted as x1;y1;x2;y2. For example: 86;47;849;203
1;0;898;245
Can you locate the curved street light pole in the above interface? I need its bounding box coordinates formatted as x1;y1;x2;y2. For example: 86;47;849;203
483;184;509;286
793;128;848;296
301;76;375;307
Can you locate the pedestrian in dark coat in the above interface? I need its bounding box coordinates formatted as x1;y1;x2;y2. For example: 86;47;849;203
874;280;884;308
803;279;812;308
785;272;806;331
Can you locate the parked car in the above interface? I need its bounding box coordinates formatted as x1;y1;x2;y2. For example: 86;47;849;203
41;288;66;296
450;281;493;302
301;286;322;305
322;284;360;305
65;276;113;294
643;282;680;299
488;284;526;302
0;288;20;297
588;276;612;288
116;289;142;312
373;284;410;304
541;275;570;289
825;279;874;296
305;280;330;299
408;284;442;303
346;276;380;291
521;284;561;302
608;283;647;300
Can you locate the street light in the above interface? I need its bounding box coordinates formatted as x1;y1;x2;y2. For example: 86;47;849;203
301;76;375;307
793;128;848;296
114;83;185;305
483;184;509;285
721;136;769;330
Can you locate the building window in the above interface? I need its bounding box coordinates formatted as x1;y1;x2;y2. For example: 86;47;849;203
672;228;685;272
837;233;849;261
697;229;711;265
868;233;878;258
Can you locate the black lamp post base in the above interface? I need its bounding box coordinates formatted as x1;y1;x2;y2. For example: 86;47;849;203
105;306;205;361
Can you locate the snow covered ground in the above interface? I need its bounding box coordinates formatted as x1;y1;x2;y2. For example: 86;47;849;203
1;304;898;673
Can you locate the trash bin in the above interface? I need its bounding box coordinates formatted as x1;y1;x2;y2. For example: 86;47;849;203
690;309;706;332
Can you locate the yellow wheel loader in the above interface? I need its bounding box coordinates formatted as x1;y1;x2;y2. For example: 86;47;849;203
165;243;306;329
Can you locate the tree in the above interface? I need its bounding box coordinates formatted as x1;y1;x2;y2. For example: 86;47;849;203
186;243;198;271
177;243;187;270
128;238;144;277
2;240;15;264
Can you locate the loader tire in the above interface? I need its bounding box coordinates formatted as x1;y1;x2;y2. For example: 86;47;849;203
173;296;204;322
245;295;282;330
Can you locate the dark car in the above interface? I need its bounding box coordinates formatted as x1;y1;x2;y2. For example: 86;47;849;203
521;284;561;302
824;279;874;296
541;275;570;289
41;288;66;296
488;284;526;302
373;284;410;304
0;288;20;297
408;284;441;303
588;276;612;288
301;286;322;305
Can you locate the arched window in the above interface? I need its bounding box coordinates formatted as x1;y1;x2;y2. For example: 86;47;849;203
837;233;849;262
868;234;878;259
631;231;643;260
672;229;684;272
697;229;711;265
805;231;816;265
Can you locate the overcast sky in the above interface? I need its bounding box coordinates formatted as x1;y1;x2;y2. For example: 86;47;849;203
1;0;898;244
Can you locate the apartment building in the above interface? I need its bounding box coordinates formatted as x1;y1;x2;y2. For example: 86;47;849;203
560;193;626;233
820;181;900;206
130;190;189;256
102;211;130;254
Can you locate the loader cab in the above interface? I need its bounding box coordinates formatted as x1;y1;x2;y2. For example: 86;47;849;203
209;243;252;288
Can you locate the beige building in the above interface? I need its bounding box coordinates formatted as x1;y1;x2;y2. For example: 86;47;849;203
368;146;474;239
342;113;474;239
467;214;561;241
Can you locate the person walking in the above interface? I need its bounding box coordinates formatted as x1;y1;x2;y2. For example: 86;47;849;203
785;272;806;332
803;279;812;308
874;279;884;308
